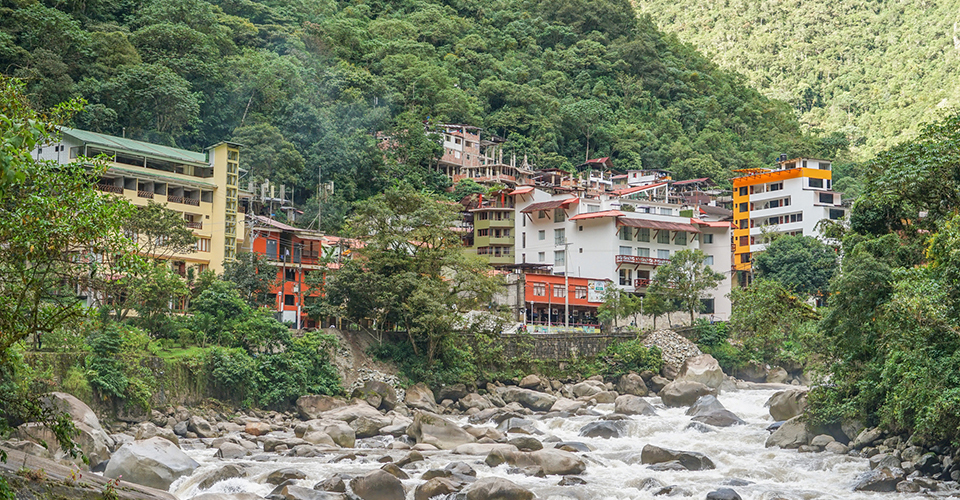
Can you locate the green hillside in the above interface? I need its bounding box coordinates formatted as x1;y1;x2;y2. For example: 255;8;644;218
636;0;960;158
1;0;831;229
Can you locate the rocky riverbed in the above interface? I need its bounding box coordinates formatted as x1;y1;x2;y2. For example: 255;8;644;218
6;347;960;499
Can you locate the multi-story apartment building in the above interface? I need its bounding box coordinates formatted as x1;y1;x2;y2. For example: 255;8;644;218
513;187;734;321
467;190;517;266
436;124;535;187
731;157;847;280
35;127;245;275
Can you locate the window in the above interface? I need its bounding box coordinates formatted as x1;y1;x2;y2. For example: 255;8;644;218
587;204;600;213
768;199;781;209
619;246;633;256
197;264;208;273
739;186;748;196
740;253;751;263
284;294;295;306
657;230;670;244
739;235;749;246
575;286;587;299
830;209;845;220
660;208;672;215
538;252;545;262
553;284;566;298
820;193;834;204
809;178;823;188
704;255;714;266
637;247;650;257
554;250;565;267
502;229;511;237
538;210;546;219
579;225;583;231
675;232;687;246
285;268;296;281
769;182;783;191
522;233;526;248
768;217;779;226
533;283;546;296
790;213;803;223
638;228;650;242
657;249;670;259
554;208;566;221
619;268;632;286
554;228;565;245
619;227;633;241
478;229;489;236
538;230;545;241
700;298;715;314
821;162;831;170
738;219;748;229
702;233;713;244
739;202;748;212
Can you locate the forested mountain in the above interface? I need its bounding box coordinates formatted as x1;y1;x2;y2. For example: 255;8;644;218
636;0;960;159
1;0;832;229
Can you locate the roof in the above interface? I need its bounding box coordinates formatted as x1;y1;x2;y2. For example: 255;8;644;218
586;157;610;164
617;217;701;233
104;165;217;189
569;210;625;221
673;177;713;186
610;182;668;197
509;186;534;195
697;205;733;217
61;127;208;167
611;174;628;179
248;215;299;232
692;218;733;229
520;198;579;213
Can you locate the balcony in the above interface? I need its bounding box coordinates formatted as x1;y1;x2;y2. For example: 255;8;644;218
97;184;123;194
616;255;670;266
488;236;515;245
634;278;652;288
185;221;202;230
137;190;154;199
168;195;200;206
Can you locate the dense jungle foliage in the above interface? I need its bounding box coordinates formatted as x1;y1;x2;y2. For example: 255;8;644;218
637;0;960;159
0;0;841;230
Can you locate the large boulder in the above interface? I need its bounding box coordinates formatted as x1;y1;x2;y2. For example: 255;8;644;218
518;375;541;389
436;383;469;403
685;395;725;417
465;477;533;500
349;470;404;500
134;422;179;447
485;448;586;475
499;388;557;412
570;381;603;399
404;383;438;412
766;367;789;384
351;380;398;411
104;437;200;490
677;354;725;389
691;410;745;427
320;401;383;423
45;393;103;432
640;444;715;471
416;477;465;500
616;373;648;397
188;416;218;438
614;395;657;416
549;398;584;413
766;389;808;421
17;421;111;467
659;381;715;407
460;393;493;411
853;467;905;492
407;410;476;450
197;464;246;489
296;395;345;420
579;421;626;439
765;416;811;449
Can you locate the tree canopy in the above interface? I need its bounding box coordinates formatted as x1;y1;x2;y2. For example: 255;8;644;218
650;249;722;324
752;235;838;298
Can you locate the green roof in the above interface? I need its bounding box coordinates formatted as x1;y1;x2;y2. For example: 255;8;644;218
61;127;208;166
106;165;217;190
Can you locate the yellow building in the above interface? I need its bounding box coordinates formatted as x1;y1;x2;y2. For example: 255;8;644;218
35;128;245;275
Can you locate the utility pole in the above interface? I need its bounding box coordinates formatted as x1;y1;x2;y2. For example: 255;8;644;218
317;165;321;230
564;241;571;328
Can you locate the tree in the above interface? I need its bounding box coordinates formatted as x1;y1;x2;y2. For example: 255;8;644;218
0;77;133;460
650;249;723;324
561;99;610;161
751;235;839;298
222;252;279;309
728;279;818;364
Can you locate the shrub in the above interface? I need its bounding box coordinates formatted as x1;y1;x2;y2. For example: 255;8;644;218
589;339;663;379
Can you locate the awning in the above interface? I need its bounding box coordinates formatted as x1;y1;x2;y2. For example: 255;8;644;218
569;210;625;221
520;198;579;213
610;182;668;197
617;217;701;233
692;218;733;229
509;186;534;195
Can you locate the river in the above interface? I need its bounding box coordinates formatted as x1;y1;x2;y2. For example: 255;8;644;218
169;388;916;499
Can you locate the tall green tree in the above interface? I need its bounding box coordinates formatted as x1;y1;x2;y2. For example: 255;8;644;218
650;249;723;324
222;252;279;309
752;235;839;298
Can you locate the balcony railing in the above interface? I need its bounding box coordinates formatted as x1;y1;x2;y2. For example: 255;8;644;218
634;278;652;288
168;195;200;206
185;222;202;229
137;190;154;199
615;255;670;266
97;184;123;194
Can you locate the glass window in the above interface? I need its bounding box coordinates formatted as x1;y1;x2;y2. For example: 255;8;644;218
700;298;715;314
638;228;650;242
553;284;566;298
809;178;823;188
619;227;633;241
675;232;687;246
554;228;565;245
637;247;650;257
538;252;545;262
820;192;834;204
619;246;633;256
554;250;565;267
660;208;672;215
575;286;587;299
538;230;545;240
657;249;670;259
704;255;714;266
619;268;632;286
555;208;566;221
533;283;545;296
702;233;713;244
657;230;670;244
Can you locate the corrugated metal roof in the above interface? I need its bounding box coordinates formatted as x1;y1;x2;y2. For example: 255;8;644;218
569;210;624;221
62;127;209;166
519;198;579;213
610;182;668;196
509;186;534;195
617;217;701;233
105;165;217;189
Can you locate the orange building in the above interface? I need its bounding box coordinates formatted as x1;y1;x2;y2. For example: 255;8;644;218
523;273;610;329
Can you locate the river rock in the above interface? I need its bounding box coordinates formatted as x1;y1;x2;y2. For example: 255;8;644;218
276;485;346;500
380;463;409;479
825;441;849;454
765;416;810;449
350;469;404;500
104;437;200;490
188;415;218;438
579;420;626;439
313;420;355;448
691;410;745;427
640;444;715;471
616;373;648;396
437;383;469;403
853;427;883;449
685;395;725;416
460;393;493;411
766;367;789;384
315;474;347;492
266;468;307;485
485;448;586;475
216;442;247;459
766;389;808;421
550;398;584;413
571;381;604;398
554;441;592;453
198;464;246;489
592;391;619;404
45;393;103;432
321;401;383;424
404;383;438;412
454;443;518;455
614;395;657;416
677;354;725;389
853;467;905;492
810;434;835;447
351;415;392;438
297;395;345;420
17;420;111;467
499;387;558;412
415;477;465;500
245;421;272;436
193;494;264;500
465;477;533;500
407;410;476;450
706;488;742;500
647;375;669;394
351;380;398;411
659;380;715;407
508;436;543;451
519;375;541;389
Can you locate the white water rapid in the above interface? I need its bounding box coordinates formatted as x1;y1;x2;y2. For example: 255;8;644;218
170;389;920;499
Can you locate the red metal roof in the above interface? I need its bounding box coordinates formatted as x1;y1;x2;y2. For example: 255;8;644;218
617;217;701;233
569;210;625;221
673;177;712;186
520;198;579;213
610;182;668;196
509;186;534;195
692;218;733;229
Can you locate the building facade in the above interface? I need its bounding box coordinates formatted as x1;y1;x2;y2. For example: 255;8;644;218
36;127;245;275
732;157;847;278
